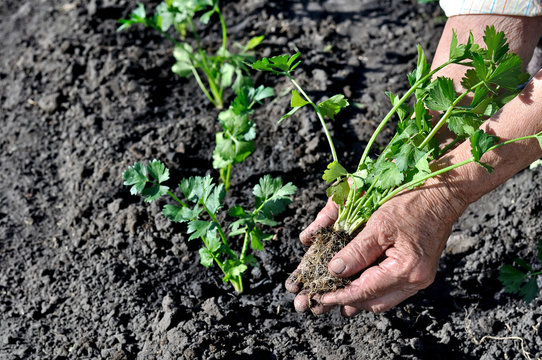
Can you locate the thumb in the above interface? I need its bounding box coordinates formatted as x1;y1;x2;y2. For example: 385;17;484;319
328;224;391;277
299;197;338;245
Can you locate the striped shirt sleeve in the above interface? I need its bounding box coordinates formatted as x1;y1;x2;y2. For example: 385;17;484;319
440;0;542;17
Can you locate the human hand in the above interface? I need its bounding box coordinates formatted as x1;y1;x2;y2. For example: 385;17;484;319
286;179;467;316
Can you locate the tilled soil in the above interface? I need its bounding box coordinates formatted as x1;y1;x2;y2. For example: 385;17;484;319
1;0;541;359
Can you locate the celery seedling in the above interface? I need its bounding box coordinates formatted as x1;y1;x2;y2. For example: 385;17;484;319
123;160;296;293
499;239;542;304
256;26;542;293
213;85;274;191
118;1;264;108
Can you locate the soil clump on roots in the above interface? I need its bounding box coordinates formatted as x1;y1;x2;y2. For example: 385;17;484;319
297;227;352;294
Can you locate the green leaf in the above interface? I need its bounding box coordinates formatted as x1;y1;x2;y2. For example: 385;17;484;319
514;257;534;273
278;107;302;123
141;185;169;202
415;45;430;81
449;30;470;61
253;175;297;218
447;112;483;138
180;175;214;203
199;248;214;267
199;8;216;24
538;239;542;263
117;3;147;31
326;180;350;205
163;204;201;223
519;277;539;304
499;264;527;293
123;162;148;195
460;69;481;90
536;134;542;150
222;260;248;282
244;35;265;51
386;92;412;122
187;220;212;241
393;144;426;172
322;161;348;184
220;63;235;88
489;55;529;90
252;53;301;74
375;161;404;189
250;227;272;251
425;77;456;111
291;89;309;108
206;228;221;252
470;129;498;162
147;159;170;183
228;205;246;218
243;254;258;267
155;2;174;31
317;95;349;120
204;184;225;215
252;85;274;103
483;25;508;63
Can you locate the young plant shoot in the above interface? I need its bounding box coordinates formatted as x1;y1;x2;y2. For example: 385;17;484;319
499;239;542;304
255;26;542;294
118;0;264;108
123;160;296;293
213;85;274;191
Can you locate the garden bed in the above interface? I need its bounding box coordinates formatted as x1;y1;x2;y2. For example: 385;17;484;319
1;0;541;359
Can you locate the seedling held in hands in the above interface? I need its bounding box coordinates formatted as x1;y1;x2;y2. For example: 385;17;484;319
123;160;296;293
255;26;542;295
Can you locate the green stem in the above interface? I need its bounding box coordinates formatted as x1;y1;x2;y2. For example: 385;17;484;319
221;164;232;192
358;60;454;168
168;190;188;207
217;9;228;56
205;208;237;259
230;276;244;293
377;158;474;208
287;75;338;162
191;67;218;106
188;18;223;108
240;231;250;262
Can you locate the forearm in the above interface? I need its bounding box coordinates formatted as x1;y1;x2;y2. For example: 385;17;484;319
431;15;542;205
438;72;542;205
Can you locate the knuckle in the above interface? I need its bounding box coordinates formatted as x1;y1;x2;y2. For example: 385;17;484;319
406;260;435;288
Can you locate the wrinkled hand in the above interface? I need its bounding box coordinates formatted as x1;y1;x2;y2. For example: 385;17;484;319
286;180;467;316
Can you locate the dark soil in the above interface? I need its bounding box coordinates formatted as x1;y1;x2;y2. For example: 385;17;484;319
1;0;542;359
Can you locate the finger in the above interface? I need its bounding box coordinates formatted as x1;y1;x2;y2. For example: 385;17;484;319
285;267;302;293
340;305;362;318
327;225;392;277
293;290;310;313
299;197;338;245
285;244;317;293
357;288;419;314
308;293;335;315
321;257;402;306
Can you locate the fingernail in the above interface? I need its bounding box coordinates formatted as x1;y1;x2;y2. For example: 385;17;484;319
329;258;345;275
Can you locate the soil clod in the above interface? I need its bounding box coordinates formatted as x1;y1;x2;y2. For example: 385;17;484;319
297;227;352;295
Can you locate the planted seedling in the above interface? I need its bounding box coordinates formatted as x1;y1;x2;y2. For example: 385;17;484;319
255;26;542;295
499;239;542;304
123;160;296;293
213;85;274;191
118;0;264;108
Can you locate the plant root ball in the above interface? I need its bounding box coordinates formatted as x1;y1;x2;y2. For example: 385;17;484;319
296;226;352;295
